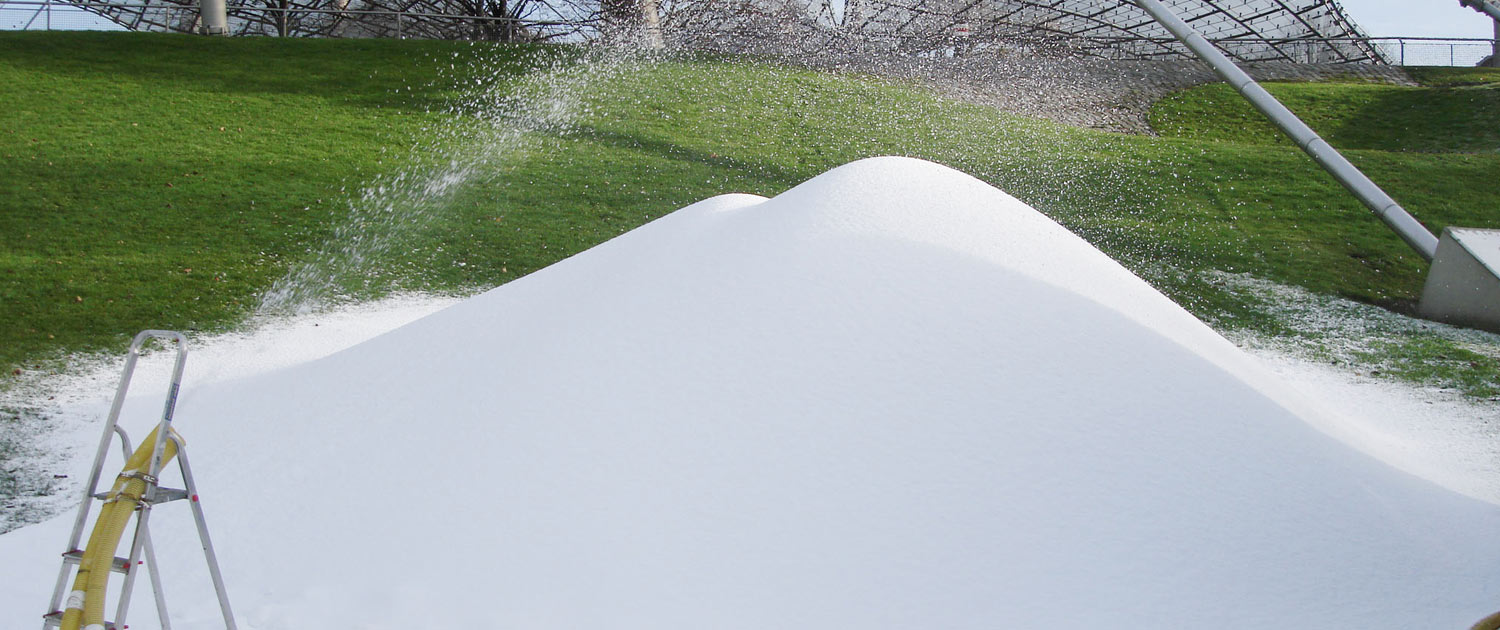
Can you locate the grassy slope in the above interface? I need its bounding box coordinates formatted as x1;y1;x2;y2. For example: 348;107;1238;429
2;33;1498;398
1147;69;1500;392
1146;71;1500;297
1150;77;1500;153
0;33;545;370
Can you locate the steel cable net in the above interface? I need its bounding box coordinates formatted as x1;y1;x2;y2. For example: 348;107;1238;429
59;0;600;38
664;0;1384;62
63;0;1385;64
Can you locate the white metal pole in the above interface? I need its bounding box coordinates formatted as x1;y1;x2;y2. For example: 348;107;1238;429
1132;0;1439;261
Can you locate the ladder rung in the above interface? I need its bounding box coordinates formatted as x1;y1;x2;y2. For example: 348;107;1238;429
153;487;189;503
91;487;189;503
60;550;133;574
42;611;119;629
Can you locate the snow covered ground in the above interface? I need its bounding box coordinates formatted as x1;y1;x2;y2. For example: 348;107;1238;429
3;157;1497;629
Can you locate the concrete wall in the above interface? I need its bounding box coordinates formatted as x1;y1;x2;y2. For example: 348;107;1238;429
1419;228;1500;333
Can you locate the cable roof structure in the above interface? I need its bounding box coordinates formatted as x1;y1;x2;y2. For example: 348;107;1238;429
34;0;594;38
44;0;1385;64
805;0;1386;63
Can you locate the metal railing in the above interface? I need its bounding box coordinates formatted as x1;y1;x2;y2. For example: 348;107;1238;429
1371;37;1497;67
1075;35;1497;66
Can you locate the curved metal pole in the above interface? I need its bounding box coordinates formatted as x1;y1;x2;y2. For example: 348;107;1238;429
1460;0;1500;23
1131;0;1439;261
1459;0;1500;67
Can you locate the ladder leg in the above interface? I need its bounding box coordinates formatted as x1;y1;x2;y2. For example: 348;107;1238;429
116;331;188;629
141;524;173;630
176;447;238;629
114;501;160;629
47;350;145;618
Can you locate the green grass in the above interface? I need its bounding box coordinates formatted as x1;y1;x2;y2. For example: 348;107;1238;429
0;32;533;369
1149;78;1500;153
1145;68;1500;395
2;32;1499;400
1404;66;1500;88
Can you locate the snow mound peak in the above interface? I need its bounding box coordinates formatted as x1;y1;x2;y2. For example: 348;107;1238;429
5;157;1497;629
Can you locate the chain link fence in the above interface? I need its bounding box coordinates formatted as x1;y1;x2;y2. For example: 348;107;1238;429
1;0;125;29
1371;37;1497;67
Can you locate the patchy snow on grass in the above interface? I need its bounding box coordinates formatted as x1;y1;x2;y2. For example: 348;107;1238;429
1193;271;1500;506
1250;348;1500;505
3;158;1497;629
1208;270;1500;387
0;293;460;534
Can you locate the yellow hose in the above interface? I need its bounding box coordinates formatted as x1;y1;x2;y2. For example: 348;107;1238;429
61;426;181;630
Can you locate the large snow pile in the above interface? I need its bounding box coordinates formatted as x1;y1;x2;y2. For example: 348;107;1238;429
4;157;1497;629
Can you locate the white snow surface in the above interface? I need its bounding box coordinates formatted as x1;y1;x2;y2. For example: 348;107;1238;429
1451;227;1500;276
4;157;1498;629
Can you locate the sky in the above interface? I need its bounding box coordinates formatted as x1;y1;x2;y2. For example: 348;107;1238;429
1339;0;1496;38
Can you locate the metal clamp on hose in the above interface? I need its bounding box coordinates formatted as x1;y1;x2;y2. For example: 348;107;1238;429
115;471;158;485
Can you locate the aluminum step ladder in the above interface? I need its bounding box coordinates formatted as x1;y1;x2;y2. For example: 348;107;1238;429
43;330;237;630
